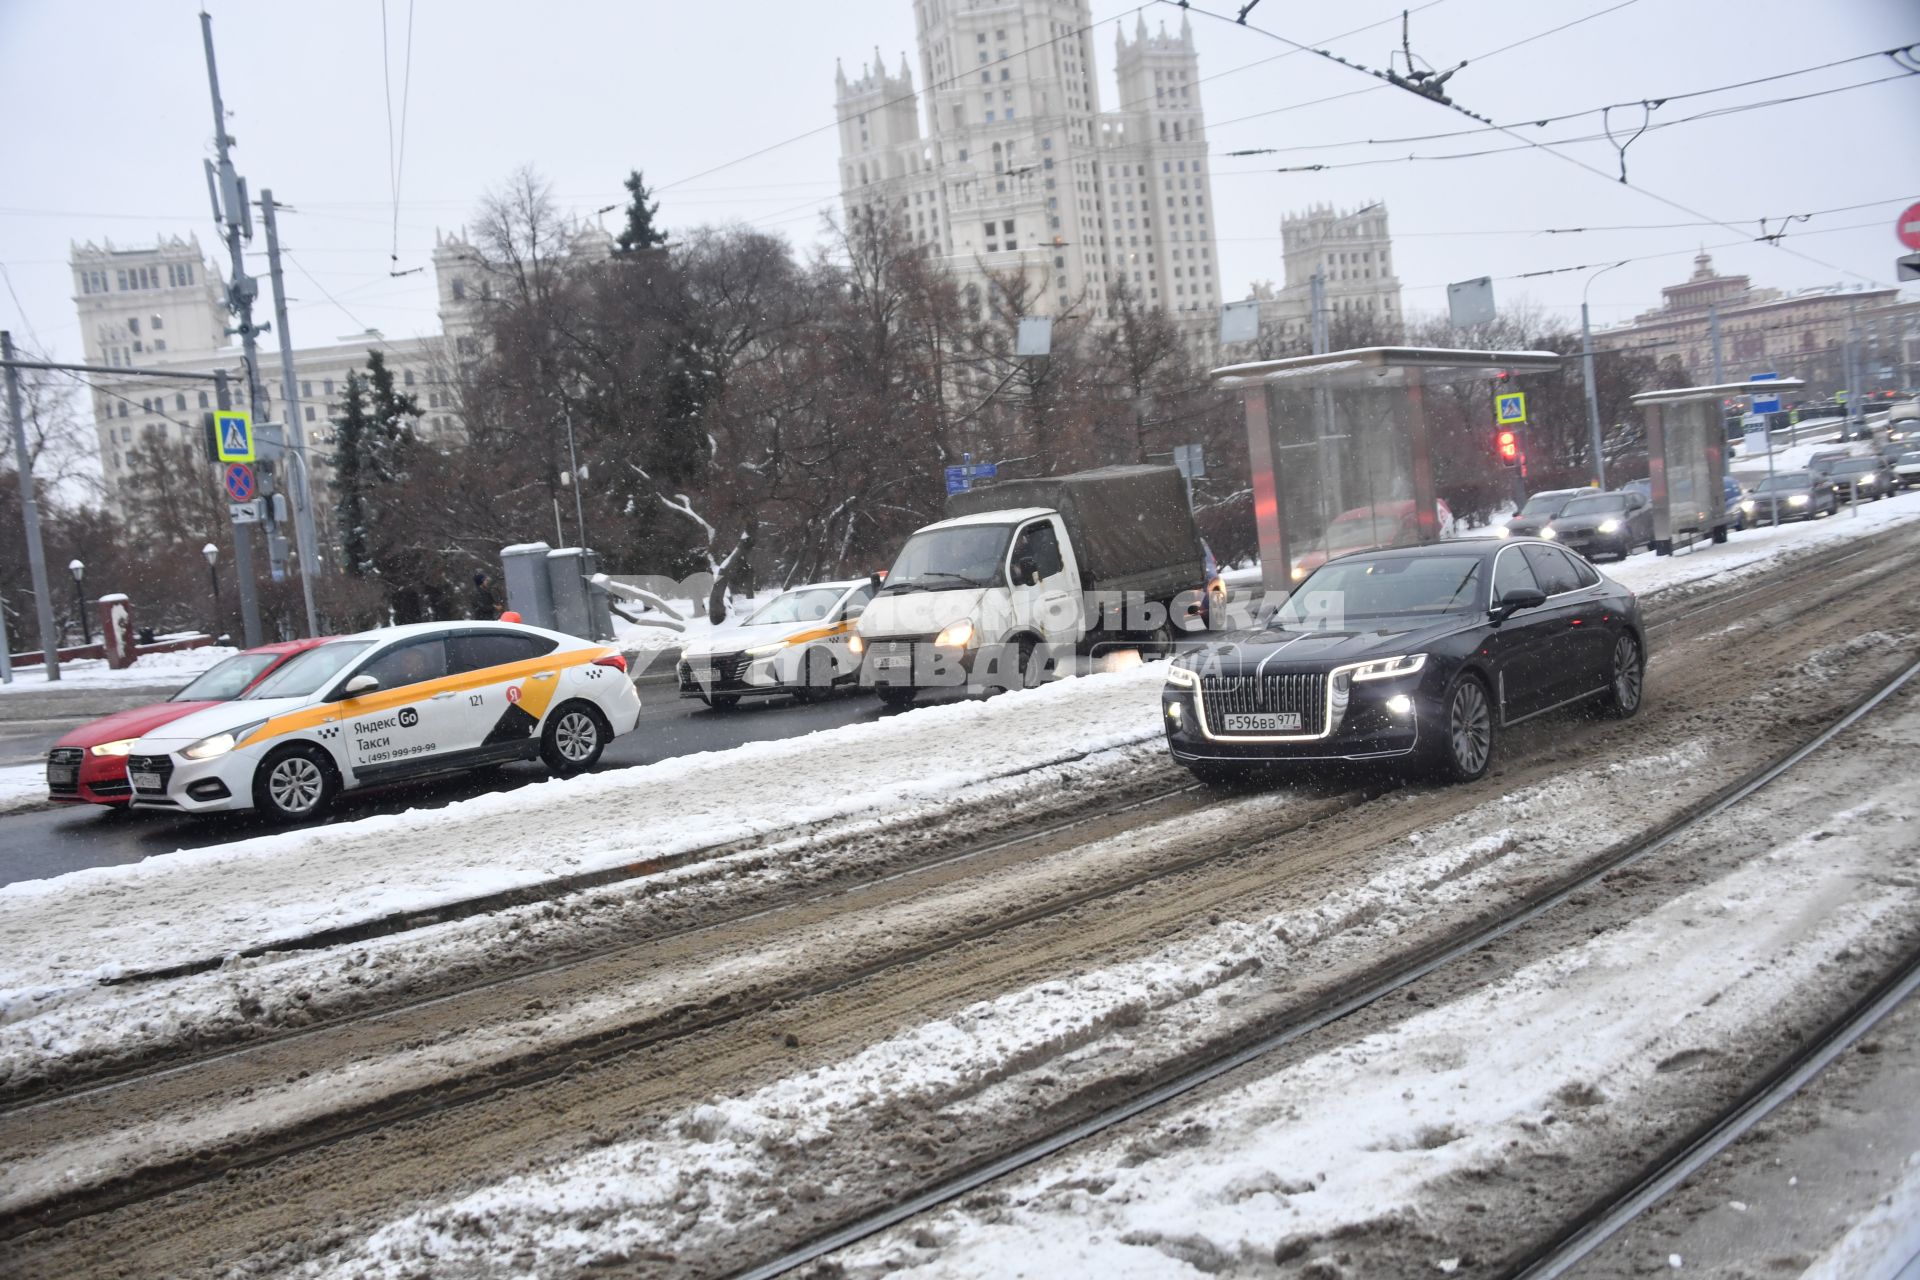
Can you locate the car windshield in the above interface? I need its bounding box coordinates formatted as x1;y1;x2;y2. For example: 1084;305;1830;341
1279;554;1486;624
170;652;278;702
1559;494;1626;516
1830;459;1878;475
1518;492;1571;516
244;640;374;700
746;587;845;625
1755;473;1812;492
883;526;1011;591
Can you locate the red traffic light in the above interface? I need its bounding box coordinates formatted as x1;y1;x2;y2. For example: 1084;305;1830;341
1496;429;1519;464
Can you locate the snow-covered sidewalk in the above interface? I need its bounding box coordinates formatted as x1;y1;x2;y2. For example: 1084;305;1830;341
0;764;49;816
0;642;233;696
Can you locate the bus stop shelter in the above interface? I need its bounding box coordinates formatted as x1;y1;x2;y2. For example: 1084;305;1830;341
1631;378;1803;554
1213;347;1563;596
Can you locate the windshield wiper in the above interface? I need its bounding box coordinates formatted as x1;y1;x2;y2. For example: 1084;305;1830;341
883;571;987;593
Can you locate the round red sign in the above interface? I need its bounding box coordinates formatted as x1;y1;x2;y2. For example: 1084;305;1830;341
1899;202;1920;252
506;686;522;704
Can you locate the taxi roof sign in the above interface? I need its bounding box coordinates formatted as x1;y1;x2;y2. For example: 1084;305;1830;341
214;409;255;463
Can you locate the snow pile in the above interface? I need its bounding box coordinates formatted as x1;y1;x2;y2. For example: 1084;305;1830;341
0;765;49;816
0;663;1170;1006
0;643;235;695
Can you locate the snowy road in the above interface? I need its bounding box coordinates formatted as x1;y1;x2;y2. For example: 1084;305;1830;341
3;508;1917;1279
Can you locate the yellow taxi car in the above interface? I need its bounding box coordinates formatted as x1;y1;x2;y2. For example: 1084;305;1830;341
126;621;640;822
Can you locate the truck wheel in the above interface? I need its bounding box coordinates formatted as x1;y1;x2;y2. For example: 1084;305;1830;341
877;686;917;708
1016;636;1045;690
541;701;608;777
253;744;337;823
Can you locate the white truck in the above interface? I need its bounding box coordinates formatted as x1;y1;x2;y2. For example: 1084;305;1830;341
852;465;1211;705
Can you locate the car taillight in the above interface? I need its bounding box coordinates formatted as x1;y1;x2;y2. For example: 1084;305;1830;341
594;653;628;673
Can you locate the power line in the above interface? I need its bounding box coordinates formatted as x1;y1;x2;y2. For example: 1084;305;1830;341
1211;196;1920;243
1222;47;1917;156
1179;1;1906;289
380;0;420;274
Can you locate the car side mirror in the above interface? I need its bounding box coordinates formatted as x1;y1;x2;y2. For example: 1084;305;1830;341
343;673;381;696
1491;587;1547;622
843;604;865;621
1012;556;1041;587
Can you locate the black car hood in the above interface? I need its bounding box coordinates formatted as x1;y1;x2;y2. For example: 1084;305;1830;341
1188;617;1470;672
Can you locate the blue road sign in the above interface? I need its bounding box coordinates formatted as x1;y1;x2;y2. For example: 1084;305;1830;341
943;461;998;494
214;410;255;463
223;463;256;502
1495;392;1527;425
1750;371;1781;415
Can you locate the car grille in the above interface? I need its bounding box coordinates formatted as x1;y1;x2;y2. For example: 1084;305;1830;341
47;746;83;795
126;753;175;797
1200;672;1328;736
679;651;752;690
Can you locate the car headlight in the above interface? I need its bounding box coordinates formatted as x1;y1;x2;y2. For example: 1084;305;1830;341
743;639;791;659
90;738;137;757
1344;653;1428;682
933;619;976;648
1598;519;1621;534
1165;663;1201;690
181;718;266;761
1494;525;1511;539
1788;494;1809;507
1741;499;1755;513
1290;564;1307;581
848;633;865;656
1540;526;1557;539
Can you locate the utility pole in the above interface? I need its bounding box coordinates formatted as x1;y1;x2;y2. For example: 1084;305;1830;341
1708;303;1725;384
2;330;60;679
1580;303;1607;490
260;190;322;636
215;368;264;646
201;11;283;635
1844;296;1864;427
1308;267;1345;519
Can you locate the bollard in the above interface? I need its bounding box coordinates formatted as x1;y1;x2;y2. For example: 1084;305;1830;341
99;594;135;669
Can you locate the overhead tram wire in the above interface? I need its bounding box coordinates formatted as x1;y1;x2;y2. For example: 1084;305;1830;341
1220;47;1920;157
1179;1;1909;288
379;0;421;277
1212;74;1918;175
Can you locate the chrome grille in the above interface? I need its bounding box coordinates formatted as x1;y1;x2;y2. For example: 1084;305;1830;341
126;753;175;796
1200;672;1328;735
46;747;83;795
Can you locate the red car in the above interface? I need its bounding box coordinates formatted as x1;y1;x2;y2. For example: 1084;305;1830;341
46;638;333;806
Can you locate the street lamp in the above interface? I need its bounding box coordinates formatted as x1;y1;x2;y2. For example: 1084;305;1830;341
1581;261;1630;490
202;543;221;639
67;558;90;645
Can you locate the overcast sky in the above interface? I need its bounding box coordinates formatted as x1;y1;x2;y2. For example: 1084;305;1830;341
3;0;1916;364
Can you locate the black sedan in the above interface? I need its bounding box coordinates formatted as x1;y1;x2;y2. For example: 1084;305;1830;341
1823;455;1895;500
1163;540;1645;786
1540;489;1652;561
1500;488;1583;539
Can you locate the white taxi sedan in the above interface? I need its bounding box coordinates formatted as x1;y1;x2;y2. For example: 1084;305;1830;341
127;621;640;821
676;578;874;708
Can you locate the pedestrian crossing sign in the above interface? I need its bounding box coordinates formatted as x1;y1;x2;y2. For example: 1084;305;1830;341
1495;392;1527;425
214;410;255;463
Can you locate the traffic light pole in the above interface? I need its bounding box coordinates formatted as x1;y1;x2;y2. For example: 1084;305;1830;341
260;191;322;637
2;330;61;679
216;370;264;646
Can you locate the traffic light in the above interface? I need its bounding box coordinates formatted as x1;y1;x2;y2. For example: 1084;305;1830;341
1496;429;1520;467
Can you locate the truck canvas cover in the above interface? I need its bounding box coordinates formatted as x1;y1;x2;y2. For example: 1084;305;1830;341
944;464;1205;600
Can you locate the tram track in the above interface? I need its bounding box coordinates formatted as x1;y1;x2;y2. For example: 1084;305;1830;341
3;523;1918;1275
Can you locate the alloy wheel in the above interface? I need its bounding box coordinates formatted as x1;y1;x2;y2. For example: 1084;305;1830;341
268;756;325;816
1612;635;1643;712
1449;680;1491;775
555;710;599;762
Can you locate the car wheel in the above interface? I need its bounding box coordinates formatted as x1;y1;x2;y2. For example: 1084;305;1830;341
1429;675;1495;784
1598;632;1644;719
702;693;740;711
877;685;917;708
1013;635;1045;691
541;701;607;777
252;743;337;823
796;647;833;704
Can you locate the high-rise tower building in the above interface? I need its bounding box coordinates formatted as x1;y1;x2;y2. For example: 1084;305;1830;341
835;3;1220;344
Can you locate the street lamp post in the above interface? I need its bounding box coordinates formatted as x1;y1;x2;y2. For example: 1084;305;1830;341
1581;261;1629;490
68;558;90;646
202;543;221;639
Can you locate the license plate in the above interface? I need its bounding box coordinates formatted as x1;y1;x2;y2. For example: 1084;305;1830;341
873;655;910;670
47;765;76;786
130;771;162;792
1223;712;1302;732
